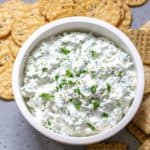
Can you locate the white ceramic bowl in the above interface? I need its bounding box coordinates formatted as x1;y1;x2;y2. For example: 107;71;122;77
12;17;144;145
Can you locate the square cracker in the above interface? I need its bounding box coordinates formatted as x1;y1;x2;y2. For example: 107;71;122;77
127;29;150;65
133;94;150;134
139;139;150;150
140;21;150;31
87;143;128;150
127;123;149;143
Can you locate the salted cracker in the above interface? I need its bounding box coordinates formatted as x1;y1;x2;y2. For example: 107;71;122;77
125;0;148;7
127;123;149;143
139;139;150;150
87;143;128;150
127;29;150;65
133;94;150;134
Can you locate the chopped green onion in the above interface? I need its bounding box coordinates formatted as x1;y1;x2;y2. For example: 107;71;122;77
101;112;109;118
59;79;67;88
68;80;75;86
42;67;48;72
117;71;124;78
61;48;70;55
91;50;97;58
91;85;97;94
106;83;111;92
70;99;81;110
87;123;96;131
66;69;73;77
47;120;51;126
91;99;100;111
55;75;59;81
76;69;88;77
74;88;81;95
40;93;54;101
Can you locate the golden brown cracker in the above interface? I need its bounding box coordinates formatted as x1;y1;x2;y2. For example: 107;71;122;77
0;8;13;38
144;65;150;94
86;0;121;26
45;0;75;21
0;37;14;100
0;37;14;66
118;3;132;30
140;21;150;31
87;143;128;150
127;123;149;143
127;29;150;65
125;0;148;7
139;139;150;150
25;1;44;18
39;0;50;16
1;0;29;18
9;37;20;59
11;14;45;46
133;94;150;134
0;62;14;100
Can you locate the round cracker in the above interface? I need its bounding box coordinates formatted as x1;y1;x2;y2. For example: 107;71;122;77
39;0;50;16
11;13;45;46
118;3;132;31
84;0;121;26
0;37;14;100
0;9;13;38
9;37;20;59
1;0;30;18
0;62;14;100
125;0;148;7
45;0;75;21
0;37;14;66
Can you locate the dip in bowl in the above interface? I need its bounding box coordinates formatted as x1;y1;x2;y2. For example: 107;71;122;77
13;17;144;145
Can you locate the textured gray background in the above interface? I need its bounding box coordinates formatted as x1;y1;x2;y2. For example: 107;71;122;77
0;1;150;150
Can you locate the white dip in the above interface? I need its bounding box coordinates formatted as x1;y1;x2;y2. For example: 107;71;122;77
22;32;136;137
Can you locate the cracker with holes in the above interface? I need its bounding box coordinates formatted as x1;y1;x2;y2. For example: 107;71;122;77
87;143;128;150
0;8;13;38
133;94;150;134
127;123;150;143
125;0;148;7
11;14;45;46
87;0;121;26
139;139;150;150
118;3;132;31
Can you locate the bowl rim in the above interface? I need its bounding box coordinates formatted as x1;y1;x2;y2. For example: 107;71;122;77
12;17;144;145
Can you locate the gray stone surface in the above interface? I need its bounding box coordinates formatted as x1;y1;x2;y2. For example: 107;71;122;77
0;1;150;150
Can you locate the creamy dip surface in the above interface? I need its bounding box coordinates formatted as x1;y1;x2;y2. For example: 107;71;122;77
22;32;136;137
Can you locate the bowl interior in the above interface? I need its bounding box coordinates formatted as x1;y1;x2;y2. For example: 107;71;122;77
13;17;144;145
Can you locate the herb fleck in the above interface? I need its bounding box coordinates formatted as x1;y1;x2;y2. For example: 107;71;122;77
40;93;54;101
61;48;70;55
87;123;96;131
91;50;97;58
74;88;81;95
91;99;100;111
106;83;111;92
101;112;109;118
42;67;48;72
117;71;124;78
76;69;88;77
55;75;59;81
66;69;73;77
70;99;81;110
91;85;97;94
